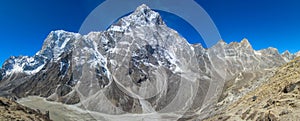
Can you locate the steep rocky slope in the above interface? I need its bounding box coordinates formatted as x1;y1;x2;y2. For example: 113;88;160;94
206;57;300;121
0;97;51;121
215;69;276;112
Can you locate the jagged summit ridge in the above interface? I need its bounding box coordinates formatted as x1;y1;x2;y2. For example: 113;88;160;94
240;38;251;48
125;4;164;25
108;4;164;32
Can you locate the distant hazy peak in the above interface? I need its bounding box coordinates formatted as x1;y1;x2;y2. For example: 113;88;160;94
295;51;300;57
282;50;291;55
240;38;250;45
213;40;227;47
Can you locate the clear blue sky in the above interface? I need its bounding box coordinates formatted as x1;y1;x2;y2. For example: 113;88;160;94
1;0;300;65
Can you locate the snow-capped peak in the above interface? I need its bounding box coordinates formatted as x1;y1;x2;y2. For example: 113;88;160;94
213;40;227;47
240;38;251;47
282;50;291;55
127;4;164;26
135;4;151;12
295;51;300;57
108;4;164;32
38;30;81;61
1;56;45;76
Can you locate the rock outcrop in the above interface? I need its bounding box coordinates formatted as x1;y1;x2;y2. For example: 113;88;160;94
0;97;51;121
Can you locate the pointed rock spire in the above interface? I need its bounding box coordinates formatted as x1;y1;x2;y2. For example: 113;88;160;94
108;4;164;32
240;38;252;47
131;4;164;25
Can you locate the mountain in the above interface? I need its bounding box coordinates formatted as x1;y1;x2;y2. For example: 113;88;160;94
206;56;300;121
0;4;297;120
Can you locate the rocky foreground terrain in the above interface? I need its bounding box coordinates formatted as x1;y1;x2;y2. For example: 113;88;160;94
206;57;300;121
0;97;51;121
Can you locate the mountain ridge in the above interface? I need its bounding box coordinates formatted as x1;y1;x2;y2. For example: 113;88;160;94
206;56;300;120
0;4;299;120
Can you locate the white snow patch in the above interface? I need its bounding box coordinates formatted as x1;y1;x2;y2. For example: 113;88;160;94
24;64;45;75
60;38;70;49
254;51;262;56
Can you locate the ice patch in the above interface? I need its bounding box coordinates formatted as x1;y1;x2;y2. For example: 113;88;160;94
24;64;45;75
254;51;262;56
60;38;70;49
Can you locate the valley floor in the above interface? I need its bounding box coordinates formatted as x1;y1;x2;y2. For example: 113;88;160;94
18;96;183;121
18;96;98;121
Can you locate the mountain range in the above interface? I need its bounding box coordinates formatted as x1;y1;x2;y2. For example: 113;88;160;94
0;4;299;121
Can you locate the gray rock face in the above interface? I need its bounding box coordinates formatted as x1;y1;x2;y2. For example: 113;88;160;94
282;50;296;62
0;69;3;81
0;4;295;120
